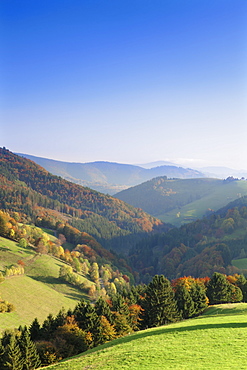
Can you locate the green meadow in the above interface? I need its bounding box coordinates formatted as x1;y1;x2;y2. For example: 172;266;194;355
158;180;247;226
44;303;247;370
0;237;88;332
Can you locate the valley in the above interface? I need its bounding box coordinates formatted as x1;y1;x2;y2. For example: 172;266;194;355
1;148;247;369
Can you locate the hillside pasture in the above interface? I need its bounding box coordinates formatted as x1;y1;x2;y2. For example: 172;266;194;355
158;180;247;226
0;237;91;332
44;303;247;370
0;275;78;332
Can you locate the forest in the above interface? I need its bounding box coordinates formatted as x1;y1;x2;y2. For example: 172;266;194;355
0;148;166;254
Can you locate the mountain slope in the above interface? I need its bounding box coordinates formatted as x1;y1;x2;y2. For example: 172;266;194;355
115;176;247;226
16;153;204;194
0;148;165;253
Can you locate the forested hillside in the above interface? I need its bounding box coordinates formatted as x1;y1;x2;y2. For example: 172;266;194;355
115;176;247;226
130;196;247;282
0;148;166;253
17;153;204;194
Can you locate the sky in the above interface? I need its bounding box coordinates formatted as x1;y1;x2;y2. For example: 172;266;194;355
1;0;247;169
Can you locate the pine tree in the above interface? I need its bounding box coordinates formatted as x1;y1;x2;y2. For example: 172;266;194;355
29;318;41;341
190;282;208;316
141;275;180;329
111;293;130;319
236;274;247;302
73;300;102;346
2;334;24;370
207;272;231;304
18;327;41;370
53;308;67;329
0;341;5;369
175;285;195;319
95;297;113;324
41;314;55;340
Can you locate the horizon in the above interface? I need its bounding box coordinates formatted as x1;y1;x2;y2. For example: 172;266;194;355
12;149;247;172
1;1;246;169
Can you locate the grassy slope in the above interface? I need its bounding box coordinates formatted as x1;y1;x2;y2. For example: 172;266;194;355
0;237;91;332
44;303;247;370
159;180;247;226
232;258;247;270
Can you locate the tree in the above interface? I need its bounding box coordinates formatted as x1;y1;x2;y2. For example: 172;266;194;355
18;327;41;370
236;274;247;302
90;262;99;283
207;272;230;304
141;275;180;329
29;318;41;341
2;334;24;370
99;316;116;343
175;285;195;319
41;314;55;340
18;238;27;249
95;297;113;324
190;282;208;315
73;300;102;346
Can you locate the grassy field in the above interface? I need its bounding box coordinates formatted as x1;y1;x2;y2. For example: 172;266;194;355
44;303;247;370
158;180;247;226
232;258;247;270
0;237;90;332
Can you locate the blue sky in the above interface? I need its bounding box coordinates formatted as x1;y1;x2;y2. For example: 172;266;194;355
1;0;246;169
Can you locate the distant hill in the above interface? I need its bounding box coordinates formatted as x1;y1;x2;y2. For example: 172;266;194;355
16;153;205;195
115;176;247;226
199;166;247;179
0;148;166;254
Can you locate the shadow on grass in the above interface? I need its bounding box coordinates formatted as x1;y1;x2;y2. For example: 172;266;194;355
74;320;247;359
29;275;61;285
64;292;88;301
0;247;11;252
29;275;85;301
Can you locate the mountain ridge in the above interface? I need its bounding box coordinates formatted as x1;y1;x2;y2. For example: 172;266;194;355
16;153;205;194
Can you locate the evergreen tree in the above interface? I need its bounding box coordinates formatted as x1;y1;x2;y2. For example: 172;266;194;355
175;285;195;319
40;314;55;340
2;334;24;370
73;300;102;346
112;312;132;337
18;327;41;370
207;272;231;304
53;308;67;330
0;341;5;369
95;297;113;324
227;283;243;303
236;274;247;302
141;275;180;329
111;293;130;319
29;318;41;341
190;282;208;315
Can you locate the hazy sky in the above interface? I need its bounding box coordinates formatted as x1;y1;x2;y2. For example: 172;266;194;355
1;0;246;169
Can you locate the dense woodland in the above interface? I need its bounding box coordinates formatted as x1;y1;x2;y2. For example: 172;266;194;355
0;148;166;254
129;196;247;282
